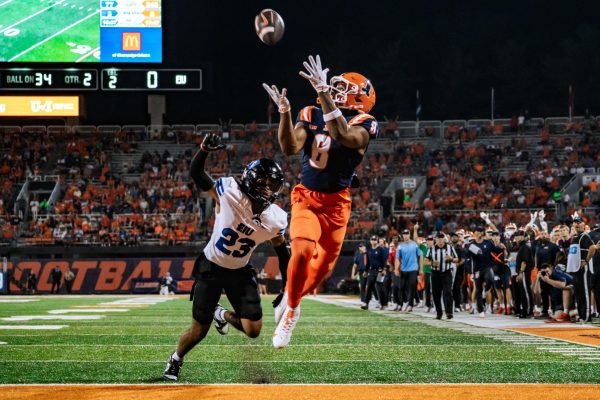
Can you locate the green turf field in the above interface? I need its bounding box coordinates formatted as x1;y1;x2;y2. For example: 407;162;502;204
0;295;599;384
0;0;100;62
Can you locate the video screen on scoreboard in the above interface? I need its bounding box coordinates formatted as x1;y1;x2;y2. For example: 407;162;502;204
0;0;162;63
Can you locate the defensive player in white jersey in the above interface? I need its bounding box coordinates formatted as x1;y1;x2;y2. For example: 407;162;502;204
163;133;290;381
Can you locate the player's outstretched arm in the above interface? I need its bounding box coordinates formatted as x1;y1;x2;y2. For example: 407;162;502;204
299;55;369;151
270;234;290;306
263;83;306;156
190;132;225;203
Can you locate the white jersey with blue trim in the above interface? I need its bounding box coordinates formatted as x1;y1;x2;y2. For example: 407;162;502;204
203;177;288;269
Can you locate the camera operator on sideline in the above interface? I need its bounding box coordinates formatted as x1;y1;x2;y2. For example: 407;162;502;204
539;263;574;322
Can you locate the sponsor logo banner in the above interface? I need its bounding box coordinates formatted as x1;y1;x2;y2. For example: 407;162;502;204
0;96;79;116
6;256;353;294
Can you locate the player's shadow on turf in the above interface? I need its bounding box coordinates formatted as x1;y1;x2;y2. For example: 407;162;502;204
143;377;169;383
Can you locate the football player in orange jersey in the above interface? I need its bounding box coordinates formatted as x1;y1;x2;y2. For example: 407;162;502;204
264;55;378;348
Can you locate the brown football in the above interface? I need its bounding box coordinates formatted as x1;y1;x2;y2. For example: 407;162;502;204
254;8;285;45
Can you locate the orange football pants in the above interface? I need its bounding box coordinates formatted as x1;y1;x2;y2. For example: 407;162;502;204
286;184;351;308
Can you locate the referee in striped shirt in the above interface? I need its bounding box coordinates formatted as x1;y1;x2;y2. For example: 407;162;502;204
425;233;459;320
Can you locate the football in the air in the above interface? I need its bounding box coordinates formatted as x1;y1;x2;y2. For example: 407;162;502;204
254;9;285;45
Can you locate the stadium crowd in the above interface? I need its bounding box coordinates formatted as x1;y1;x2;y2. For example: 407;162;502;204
0;115;599;247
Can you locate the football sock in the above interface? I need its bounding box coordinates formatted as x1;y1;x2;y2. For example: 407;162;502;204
286;238;315;308
172;352;182;361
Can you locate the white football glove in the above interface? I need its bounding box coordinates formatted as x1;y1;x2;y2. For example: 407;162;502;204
479;211;492;225
262;83;290;113
529;211;539;227
299;55;330;93
538;210;546;221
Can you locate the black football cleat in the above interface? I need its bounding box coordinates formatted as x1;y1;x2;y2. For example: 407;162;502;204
163;352;183;381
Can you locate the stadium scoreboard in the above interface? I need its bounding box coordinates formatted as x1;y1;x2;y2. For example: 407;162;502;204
101;69;202;91
0;68;202;91
0;69;98;90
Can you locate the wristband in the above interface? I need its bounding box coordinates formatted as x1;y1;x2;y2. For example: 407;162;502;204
315;83;330;93
323;108;342;122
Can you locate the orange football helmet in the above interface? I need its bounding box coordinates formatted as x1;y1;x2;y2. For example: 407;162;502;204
329;72;376;113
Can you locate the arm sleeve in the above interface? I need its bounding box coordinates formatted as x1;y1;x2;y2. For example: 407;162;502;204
273;241;290;290
189;149;214;191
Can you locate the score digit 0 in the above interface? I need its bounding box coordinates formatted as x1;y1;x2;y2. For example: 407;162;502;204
147;71;158;89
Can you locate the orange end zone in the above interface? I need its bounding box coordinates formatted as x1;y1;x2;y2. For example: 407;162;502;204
510;327;600;347
3;384;600;400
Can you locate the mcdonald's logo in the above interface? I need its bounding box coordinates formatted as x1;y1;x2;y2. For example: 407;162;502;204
122;32;141;51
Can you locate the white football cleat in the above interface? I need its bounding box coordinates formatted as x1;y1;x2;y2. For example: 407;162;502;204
213;303;229;335
272;306;300;349
274;291;288;324
478;312;486;318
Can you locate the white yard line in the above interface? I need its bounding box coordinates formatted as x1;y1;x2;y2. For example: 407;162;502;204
100;298;176;305
0;343;514;348
1;359;595;364
506;328;600;349
0;325;67;330
1;315;103;321
0;0;65;33
0;332;470;337
9;11;99;61
0;299;39;303
311;295;600;364
75;46;99;62
0;0;15;7
47;309;129;314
